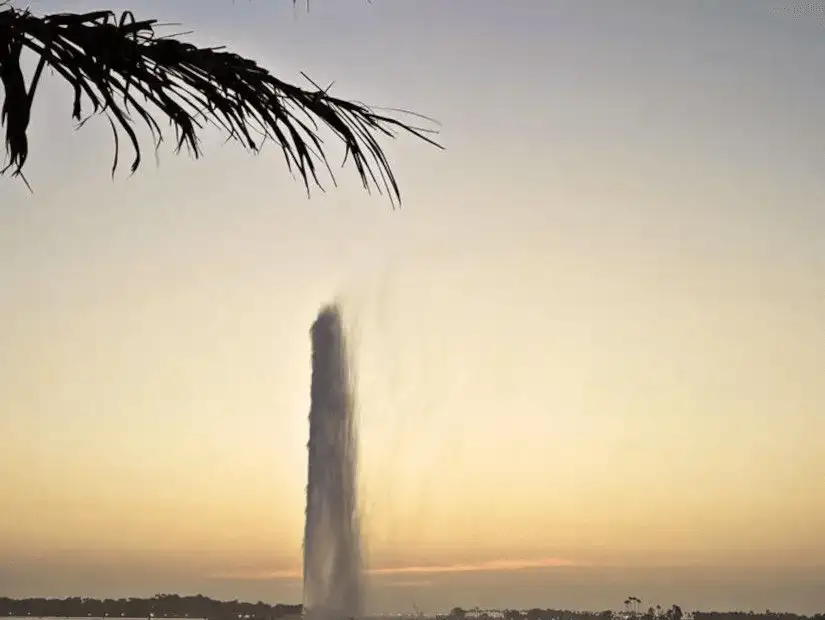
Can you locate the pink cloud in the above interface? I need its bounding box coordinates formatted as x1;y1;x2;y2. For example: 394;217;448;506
370;557;578;575
385;580;434;588
209;557;579;581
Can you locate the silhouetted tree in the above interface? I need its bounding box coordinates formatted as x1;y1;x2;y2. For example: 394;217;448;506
0;1;441;205
624;598;643;618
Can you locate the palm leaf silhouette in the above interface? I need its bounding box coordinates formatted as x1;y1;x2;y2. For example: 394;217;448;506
0;3;442;205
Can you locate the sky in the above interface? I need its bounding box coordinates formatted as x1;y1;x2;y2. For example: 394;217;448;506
1;0;824;614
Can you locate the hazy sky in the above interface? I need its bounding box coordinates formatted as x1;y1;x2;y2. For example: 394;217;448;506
1;0;824;614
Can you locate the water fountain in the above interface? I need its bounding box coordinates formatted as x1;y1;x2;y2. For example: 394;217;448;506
303;303;364;620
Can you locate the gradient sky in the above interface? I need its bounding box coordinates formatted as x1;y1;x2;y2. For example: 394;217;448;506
1;0;824;614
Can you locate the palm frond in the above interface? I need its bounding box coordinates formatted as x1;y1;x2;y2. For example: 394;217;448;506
0;4;442;206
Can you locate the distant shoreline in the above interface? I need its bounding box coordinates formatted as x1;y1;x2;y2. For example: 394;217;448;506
0;596;301;620
1;597;823;620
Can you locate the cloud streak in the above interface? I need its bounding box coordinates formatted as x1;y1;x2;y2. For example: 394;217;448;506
384;580;434;588
209;558;579;581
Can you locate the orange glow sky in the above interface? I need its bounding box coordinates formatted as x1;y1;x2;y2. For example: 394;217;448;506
1;0;824;614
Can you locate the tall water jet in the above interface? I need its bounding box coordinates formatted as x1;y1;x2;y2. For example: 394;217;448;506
303;304;364;620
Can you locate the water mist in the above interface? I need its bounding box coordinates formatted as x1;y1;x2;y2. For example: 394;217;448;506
303;304;364;620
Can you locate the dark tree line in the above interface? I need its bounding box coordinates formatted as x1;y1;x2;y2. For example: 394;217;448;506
694;615;825;620
444;608;824;620
3;599;823;620
0;595;301;620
